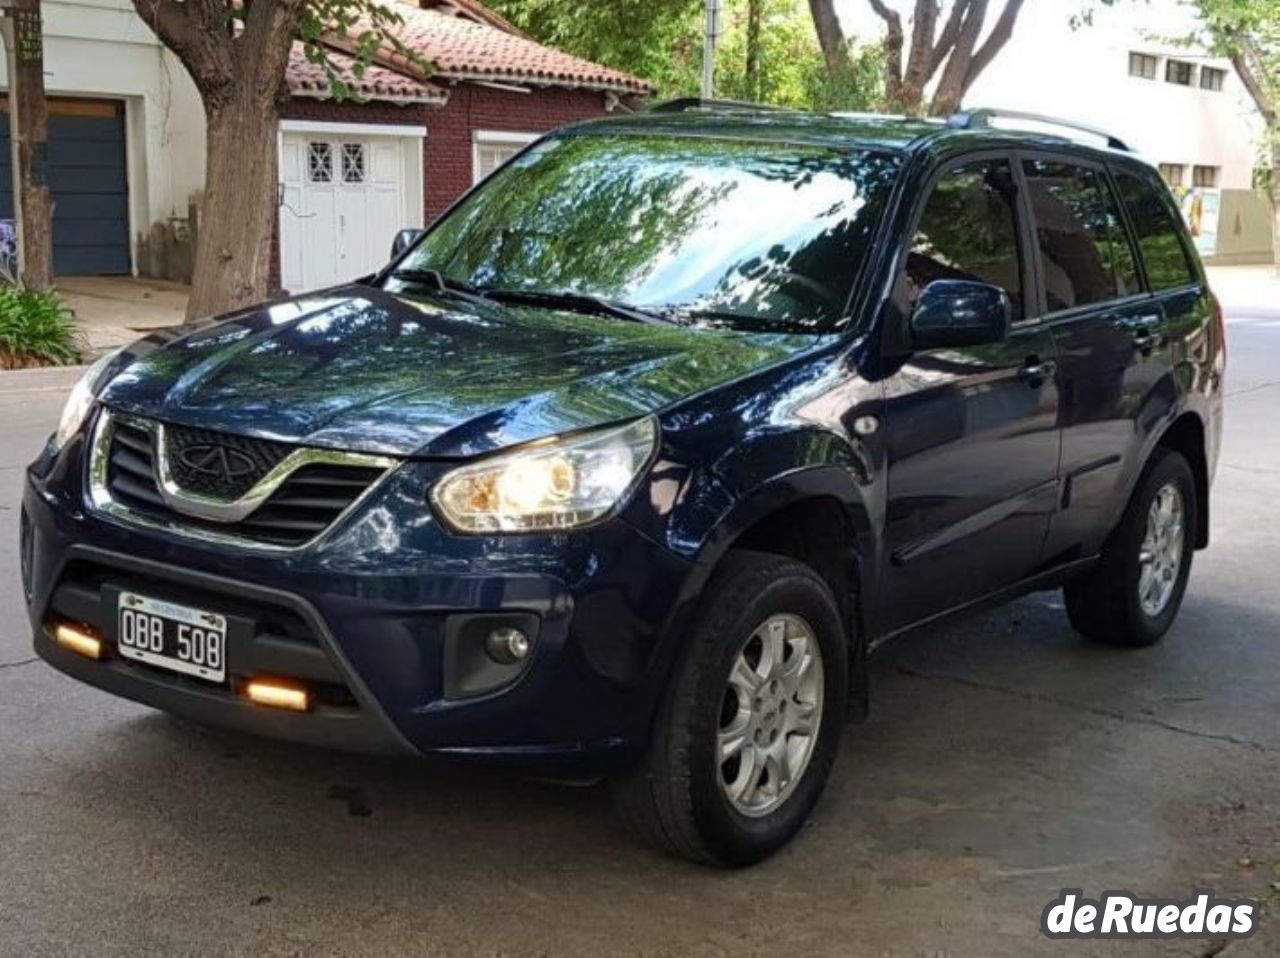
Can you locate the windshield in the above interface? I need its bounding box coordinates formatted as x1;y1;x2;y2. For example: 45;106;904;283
391;133;901;332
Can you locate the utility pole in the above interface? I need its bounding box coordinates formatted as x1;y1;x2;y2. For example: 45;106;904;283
0;0;53;288
701;0;721;99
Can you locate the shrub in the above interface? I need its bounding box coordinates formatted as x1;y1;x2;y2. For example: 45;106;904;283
0;285;84;369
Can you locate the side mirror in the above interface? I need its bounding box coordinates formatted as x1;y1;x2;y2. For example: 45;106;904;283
909;279;1012;350
390;228;425;260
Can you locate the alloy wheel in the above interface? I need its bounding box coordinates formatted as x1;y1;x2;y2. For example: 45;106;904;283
717;613;824;817
1138;481;1185;617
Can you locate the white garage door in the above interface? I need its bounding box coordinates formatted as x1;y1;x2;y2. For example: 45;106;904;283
279;123;424;293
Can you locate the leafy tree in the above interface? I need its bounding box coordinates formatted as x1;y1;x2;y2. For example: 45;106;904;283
717;0;884;109
1178;0;1279;269
807;0;1027;115
133;1;421;320
491;0;883;109
486;0;704;97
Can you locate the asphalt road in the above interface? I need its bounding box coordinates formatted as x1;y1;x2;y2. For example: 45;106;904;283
2;307;1279;957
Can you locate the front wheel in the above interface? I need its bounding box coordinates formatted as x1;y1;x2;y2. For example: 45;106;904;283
612;550;849;866
1064;448;1197;647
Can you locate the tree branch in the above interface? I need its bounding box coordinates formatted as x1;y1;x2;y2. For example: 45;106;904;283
904;0;940;91
1229;34;1277;128
964;0;1026;88
866;0;905;101
928;0;971;75
929;0;985;114
807;0;850;75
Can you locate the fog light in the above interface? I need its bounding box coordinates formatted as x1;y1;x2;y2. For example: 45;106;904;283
54;623;103;660
484;627;531;665
245;679;309;712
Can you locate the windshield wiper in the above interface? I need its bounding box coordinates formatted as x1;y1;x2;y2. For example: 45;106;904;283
388;268;488;305
478;288;671;325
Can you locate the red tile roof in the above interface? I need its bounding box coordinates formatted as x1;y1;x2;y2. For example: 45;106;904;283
417;0;528;39
285;0;653;104
389;3;653;94
287;45;447;104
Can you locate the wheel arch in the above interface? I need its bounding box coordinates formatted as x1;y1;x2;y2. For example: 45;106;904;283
1154;411;1209;549
676;468;877;719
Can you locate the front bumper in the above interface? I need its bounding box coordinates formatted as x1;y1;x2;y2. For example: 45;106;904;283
22;435;697;775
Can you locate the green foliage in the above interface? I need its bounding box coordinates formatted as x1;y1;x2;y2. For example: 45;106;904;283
715;0;884;110
487;0;884;109
298;1;432;100
0;285;83;369
486;0;704;98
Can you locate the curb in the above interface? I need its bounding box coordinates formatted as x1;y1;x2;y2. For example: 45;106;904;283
0;364;87;394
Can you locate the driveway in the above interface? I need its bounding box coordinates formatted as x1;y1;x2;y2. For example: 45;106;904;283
57;276;189;355
1;290;1278;955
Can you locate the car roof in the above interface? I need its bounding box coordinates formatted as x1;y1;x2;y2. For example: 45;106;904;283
565;107;1145;168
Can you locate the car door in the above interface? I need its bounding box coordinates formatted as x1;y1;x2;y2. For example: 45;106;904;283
1021;154;1174;563
877;153;1062;634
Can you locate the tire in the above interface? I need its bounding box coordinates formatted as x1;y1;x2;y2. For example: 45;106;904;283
612;550;849;867
1064;448;1197;647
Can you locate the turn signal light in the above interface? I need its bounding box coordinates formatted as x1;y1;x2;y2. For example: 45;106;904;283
54;623;103;660
244;679;309;712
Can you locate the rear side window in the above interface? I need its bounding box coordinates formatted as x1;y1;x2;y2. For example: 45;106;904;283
907;159;1024;320
1114;170;1199;291
1023;160;1140;312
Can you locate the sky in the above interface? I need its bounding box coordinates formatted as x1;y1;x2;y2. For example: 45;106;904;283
831;0;1205;55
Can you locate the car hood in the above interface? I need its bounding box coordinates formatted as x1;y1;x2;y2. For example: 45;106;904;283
100;286;827;458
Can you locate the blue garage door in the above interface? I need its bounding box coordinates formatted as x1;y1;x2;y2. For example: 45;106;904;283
0;97;130;275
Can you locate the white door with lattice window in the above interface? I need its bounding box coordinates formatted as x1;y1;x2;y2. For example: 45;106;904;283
279;122;425;293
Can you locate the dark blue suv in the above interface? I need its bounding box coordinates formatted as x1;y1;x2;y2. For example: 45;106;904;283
21;103;1223;866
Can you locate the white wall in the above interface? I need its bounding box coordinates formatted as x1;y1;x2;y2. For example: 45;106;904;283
0;0;206;272
835;0;1263;189
962;0;1261;188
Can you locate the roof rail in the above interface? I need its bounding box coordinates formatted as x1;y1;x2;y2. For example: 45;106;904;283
948;108;1132;152
649;97;788;114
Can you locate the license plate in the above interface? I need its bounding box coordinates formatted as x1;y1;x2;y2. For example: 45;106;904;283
116;592;227;684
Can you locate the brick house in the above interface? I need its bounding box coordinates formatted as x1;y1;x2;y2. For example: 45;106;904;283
276;0;652;292
0;0;651;291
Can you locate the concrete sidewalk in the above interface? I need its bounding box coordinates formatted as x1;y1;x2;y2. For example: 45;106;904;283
1208;264;1280;316
58;275;189;355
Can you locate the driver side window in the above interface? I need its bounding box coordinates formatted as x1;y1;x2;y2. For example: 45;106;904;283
907;159;1024;320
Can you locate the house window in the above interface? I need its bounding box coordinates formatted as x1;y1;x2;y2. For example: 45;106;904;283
1158;163;1185;187
1165;59;1194;85
1128;52;1158;80
472;131;539;185
1200;66;1225;91
307;141;333;183
1192;165;1220;188
341;143;366;184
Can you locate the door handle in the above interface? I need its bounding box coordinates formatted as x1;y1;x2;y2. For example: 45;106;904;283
1017;358;1057;387
1123;315;1163;355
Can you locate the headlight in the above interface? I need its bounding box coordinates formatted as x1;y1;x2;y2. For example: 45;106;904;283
431;418;657;533
51;348;123;453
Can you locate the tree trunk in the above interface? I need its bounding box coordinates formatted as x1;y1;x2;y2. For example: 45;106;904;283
807;0;849;75
745;0;763;101
930;0;985;116
186;89;281;321
929;0;1025;116
1270;141;1280;276
4;0;54;289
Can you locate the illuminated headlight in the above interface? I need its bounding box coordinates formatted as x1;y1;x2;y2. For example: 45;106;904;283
51;347;123;453
431;418;657;533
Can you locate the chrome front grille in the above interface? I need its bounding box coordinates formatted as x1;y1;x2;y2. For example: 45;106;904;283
90;410;395;550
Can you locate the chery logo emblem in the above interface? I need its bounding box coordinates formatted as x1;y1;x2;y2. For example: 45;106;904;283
176;443;257;482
